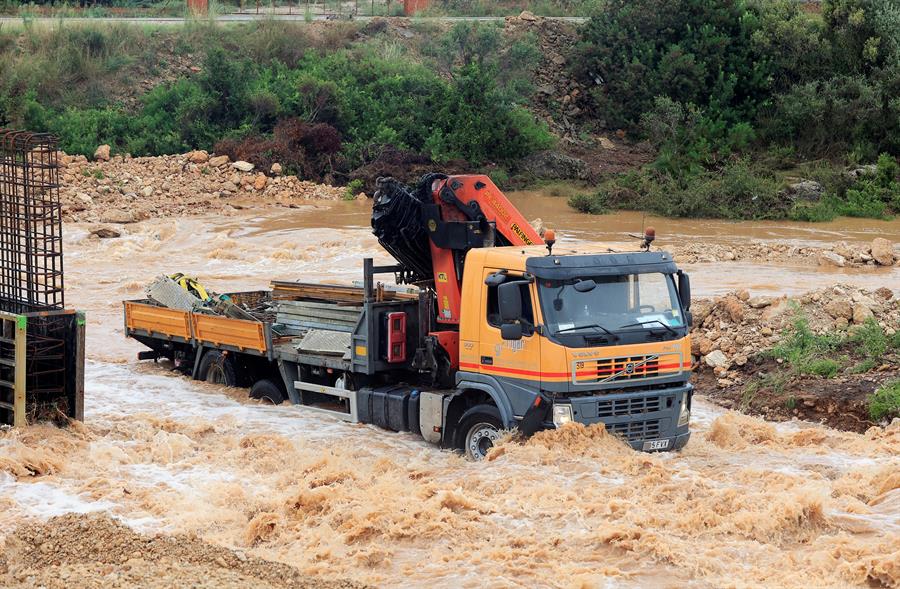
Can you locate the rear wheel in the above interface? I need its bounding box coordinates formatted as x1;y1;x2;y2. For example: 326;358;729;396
458;404;502;461
250;379;285;405
197;351;238;387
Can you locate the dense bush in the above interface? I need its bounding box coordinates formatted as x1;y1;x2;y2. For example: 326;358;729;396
0;21;552;180
572;0;824;131
570;159;785;219
214;118;342;181
567;0;900;220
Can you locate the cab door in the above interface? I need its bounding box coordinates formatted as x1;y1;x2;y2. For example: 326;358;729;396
478;269;542;417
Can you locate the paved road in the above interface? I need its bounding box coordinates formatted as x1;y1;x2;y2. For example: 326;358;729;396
0;13;588;26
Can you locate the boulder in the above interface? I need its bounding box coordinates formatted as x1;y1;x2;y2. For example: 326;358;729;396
824;299;853;320
270;163;283;175
786;180;824;201
100;209;135;224
818;251;846;267
722;298;745;323
530;218;546;235
188;150;209;164
73;193;93;211
209;155;230;168
232;161;255;172
846;164;877;180
90;226;121;239
519;10;537;21
704;350;729;369
852;303;873;324
748;296;772;309
253;174;268;191
517;150;589;181
874;287;894;301
871;238;895;266
141;186;154;197
222;181;238;193
93;144;110;162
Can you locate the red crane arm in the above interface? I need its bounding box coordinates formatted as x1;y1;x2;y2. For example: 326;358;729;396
425;174;543;324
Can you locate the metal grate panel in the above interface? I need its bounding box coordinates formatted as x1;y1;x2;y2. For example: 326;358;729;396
607;419;661;441
0;130;64;314
597;395;663;418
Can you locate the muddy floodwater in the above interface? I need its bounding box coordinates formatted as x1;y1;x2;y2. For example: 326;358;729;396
2;194;899;588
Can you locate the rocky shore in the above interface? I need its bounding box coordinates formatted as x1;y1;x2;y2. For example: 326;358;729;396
59;149;351;228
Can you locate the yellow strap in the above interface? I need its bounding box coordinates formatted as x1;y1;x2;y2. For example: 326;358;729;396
168;273;210;301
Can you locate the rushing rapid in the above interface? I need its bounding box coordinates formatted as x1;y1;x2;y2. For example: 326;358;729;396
2;196;899;588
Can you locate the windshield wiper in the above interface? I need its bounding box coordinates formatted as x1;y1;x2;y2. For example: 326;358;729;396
555;323;620;340
618;319;678;335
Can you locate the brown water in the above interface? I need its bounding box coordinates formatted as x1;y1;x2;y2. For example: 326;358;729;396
2;195;899;588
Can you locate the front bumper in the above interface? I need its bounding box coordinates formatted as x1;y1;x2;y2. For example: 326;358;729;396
551;384;693;452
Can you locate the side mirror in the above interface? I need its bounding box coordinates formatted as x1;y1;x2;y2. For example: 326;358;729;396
498;282;522;323
501;323;523;341
677;271;691;312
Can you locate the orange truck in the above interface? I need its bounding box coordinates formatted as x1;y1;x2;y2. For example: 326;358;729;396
125;174;693;459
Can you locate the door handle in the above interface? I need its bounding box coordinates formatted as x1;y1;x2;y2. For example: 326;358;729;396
480;356;493;365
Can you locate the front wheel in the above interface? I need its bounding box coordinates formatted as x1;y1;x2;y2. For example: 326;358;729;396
458;404;502;461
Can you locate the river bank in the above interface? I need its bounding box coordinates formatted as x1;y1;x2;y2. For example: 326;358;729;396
2;191;899;588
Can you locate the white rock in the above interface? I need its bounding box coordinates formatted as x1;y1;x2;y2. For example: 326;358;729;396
704;350;729;369
818;251;846;267
871;238;895;266
232;161;254;172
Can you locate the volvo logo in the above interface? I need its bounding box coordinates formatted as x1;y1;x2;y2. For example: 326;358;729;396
600;355;659;383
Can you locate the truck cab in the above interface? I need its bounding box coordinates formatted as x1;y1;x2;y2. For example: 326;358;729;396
448;245;693;458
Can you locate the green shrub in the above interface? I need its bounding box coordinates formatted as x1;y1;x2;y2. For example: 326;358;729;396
849;317;889;359
568;191;609;214
771;312;844;371
345;178;365;200
803;358;841;378
869;380;900;421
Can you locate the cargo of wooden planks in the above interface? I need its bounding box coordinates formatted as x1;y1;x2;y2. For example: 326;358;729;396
270;281;417;304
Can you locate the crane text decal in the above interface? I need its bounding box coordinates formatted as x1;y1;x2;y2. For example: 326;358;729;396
511;222;535;245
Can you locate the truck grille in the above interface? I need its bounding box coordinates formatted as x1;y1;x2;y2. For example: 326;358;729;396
573;352;684;384
607;419;661;441
597;395;661;418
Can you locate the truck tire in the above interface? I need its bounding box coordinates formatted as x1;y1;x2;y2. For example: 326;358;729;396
197;351;237;387
249;379;285;405
458;404;502;461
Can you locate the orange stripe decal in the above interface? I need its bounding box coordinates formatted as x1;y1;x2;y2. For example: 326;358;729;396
459;362;691;379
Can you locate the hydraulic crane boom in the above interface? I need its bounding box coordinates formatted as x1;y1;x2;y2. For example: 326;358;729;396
425;174;543;323
372;173;543;325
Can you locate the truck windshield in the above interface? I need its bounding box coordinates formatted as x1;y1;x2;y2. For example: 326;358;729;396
538;273;684;336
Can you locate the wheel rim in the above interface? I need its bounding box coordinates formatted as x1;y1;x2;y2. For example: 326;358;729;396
467;422;500;461
206;364;225;384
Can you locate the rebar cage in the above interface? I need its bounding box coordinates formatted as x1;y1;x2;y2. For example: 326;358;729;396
0;130;82;427
0;130;64;314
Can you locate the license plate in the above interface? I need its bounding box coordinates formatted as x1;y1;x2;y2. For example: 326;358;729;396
643;439;669;451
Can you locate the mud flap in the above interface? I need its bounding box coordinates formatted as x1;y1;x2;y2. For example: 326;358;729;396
518;393;551;436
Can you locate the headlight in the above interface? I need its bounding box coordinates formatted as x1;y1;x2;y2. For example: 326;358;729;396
677;395;690;427
552;403;573;427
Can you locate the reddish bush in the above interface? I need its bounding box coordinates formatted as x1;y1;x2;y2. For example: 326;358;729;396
213;117;342;182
